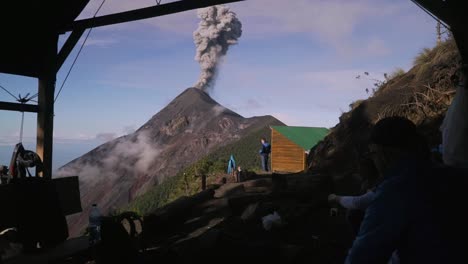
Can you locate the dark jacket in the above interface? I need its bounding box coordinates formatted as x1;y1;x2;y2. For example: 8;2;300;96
260;142;271;155
346;158;468;264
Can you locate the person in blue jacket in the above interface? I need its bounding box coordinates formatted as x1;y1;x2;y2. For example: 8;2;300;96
259;138;271;172
345;116;467;264
227;154;236;175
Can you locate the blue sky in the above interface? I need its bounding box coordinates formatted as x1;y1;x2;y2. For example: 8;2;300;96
0;0;438;169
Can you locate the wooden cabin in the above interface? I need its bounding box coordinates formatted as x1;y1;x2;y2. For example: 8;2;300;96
271;126;329;173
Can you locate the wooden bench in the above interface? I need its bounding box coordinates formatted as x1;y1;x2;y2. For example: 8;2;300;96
1;176;83;263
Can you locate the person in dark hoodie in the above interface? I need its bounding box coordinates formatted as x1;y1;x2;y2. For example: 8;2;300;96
259;138;271;172
345;116;467;264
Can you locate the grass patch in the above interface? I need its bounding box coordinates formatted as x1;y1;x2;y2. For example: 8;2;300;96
124;125;273;216
387;68;406;80
413;47;433;66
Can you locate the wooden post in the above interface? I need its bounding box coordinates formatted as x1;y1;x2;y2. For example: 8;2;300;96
270;128;274;172
303;152;307;171
37;33;58;178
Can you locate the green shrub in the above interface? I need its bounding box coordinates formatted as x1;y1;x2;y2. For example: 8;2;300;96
413;47;433;66
124;125;273;216
386;68;405;80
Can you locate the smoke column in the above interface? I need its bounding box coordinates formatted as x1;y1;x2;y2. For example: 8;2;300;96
193;5;242;91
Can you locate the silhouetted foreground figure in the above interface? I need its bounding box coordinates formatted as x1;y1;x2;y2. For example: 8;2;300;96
346;117;468;263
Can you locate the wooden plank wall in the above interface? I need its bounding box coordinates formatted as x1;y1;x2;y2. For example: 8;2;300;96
271;128;306;173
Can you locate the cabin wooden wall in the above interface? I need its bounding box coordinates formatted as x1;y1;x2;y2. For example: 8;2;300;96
271;129;306;173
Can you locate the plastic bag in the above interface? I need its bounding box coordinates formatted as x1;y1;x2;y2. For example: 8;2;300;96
262;211;282;231
440;82;468;168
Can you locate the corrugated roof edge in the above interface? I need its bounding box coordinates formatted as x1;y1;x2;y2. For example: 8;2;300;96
270;126;329;150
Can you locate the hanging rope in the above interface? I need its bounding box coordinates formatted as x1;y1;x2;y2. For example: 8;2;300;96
16;93;37;143
19;111;24;142
29;93;38;100
0;84;19;101
0;83;39;142
54;0;107;103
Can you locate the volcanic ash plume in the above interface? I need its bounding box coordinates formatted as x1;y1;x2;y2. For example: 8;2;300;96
193;5;242;91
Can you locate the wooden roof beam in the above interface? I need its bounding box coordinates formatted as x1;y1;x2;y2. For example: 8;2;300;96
62;0;244;32
57;29;85;72
411;0;452;26
0;101;38;113
412;0;468;63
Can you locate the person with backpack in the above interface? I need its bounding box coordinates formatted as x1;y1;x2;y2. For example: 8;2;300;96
259;138;271;172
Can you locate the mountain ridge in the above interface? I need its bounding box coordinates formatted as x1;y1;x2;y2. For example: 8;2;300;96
58;87;283;235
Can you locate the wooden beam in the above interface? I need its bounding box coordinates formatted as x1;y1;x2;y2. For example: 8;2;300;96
0;101;38;113
411;0;452;26
57;29;85;72
37;33;58;179
412;0;468;63
63;0;245;32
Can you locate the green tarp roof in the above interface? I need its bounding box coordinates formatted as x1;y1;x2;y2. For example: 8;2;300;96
271;126;329;150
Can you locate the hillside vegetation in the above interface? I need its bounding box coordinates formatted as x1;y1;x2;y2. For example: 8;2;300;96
308;38;462;194
125;125;275;215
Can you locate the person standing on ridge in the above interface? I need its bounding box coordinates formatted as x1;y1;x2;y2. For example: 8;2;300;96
259;138;271;172
227;154;236;175
235;166;243;182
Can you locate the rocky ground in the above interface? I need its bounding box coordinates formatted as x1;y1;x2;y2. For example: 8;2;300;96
122;172;352;264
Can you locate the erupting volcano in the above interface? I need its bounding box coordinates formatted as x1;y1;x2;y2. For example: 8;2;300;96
58;88;282;235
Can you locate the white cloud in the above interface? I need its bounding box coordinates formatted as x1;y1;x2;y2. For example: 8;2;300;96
96;133;117;141
123;126;136;135
300;69;369;92
271;112;301;126
229;0;403;51
76;0;402;49
96;56;197;91
71;0;436;62
272;110;340;128
0;136;34;146
213;65;396;128
57;130;161;182
82;37;119;47
245;99;262;110
0;135;95;146
233;0;373;37
364;38;391;57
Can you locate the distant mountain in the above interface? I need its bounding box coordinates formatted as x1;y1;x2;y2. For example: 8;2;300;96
58;87;283;235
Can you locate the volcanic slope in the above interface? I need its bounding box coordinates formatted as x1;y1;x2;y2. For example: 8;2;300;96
58;87;283;235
